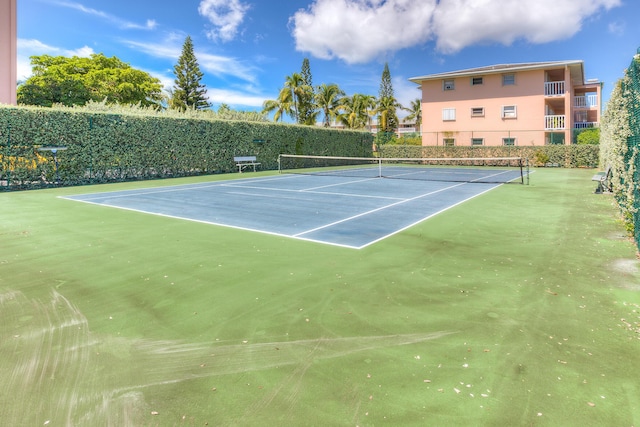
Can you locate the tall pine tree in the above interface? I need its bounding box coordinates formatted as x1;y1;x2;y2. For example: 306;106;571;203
377;62;398;135
298;58;317;125
171;36;210;111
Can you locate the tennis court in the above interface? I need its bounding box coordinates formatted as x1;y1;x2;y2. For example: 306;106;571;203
63;158;526;249
3;167;640;426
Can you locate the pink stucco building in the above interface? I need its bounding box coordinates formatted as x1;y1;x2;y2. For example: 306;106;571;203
0;0;17;105
409;60;602;146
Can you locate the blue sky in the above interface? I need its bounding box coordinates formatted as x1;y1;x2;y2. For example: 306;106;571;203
16;0;640;114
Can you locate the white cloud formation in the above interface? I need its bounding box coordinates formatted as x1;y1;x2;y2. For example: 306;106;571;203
206;87;268;108
291;0;622;63
198;0;250;42
432;0;621;53
608;21;625;36
124;40;257;84
51;1;158;30
291;0;437;64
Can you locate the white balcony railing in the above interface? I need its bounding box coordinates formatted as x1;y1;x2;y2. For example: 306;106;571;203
545;115;566;130
398;127;417;134
574;94;598;108
545;81;565;96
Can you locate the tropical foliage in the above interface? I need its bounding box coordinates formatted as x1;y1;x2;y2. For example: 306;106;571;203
17;54;163;107
404;99;422;133
575;128;600;145
315;83;344;127
263;60;407;135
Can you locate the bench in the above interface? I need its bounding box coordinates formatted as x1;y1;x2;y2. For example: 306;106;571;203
592;165;612;194
234;156;260;173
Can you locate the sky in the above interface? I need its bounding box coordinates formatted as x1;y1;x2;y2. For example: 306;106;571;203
16;0;640;116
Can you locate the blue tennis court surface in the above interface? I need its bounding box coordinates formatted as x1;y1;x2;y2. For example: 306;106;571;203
62;174;509;249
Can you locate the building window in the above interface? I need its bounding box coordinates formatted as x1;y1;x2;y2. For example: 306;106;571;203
471;76;483;85
471;138;484;146
443;79;455;91
443;138;455;146
503;138;516;146
502;73;516;86
471;107;485;117
442;108;456;121
501;105;517;118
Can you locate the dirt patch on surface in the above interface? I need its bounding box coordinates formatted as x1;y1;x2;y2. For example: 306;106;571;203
612;258;640;275
611;259;640;290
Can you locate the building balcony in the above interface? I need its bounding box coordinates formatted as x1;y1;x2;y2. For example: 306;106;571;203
398;127;417;134
574;122;598;129
545;115;565;130
574;94;598;108
545;81;565;96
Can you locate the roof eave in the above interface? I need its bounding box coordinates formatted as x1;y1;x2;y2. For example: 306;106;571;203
409;60;585;84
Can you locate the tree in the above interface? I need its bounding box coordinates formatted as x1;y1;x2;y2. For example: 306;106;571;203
283;72;311;123
377;62;399;134
298;58;318;125
17;54;163;107
338;93;373;129
315;83;345;127
262;87;294;122
576;128;600;145
170;36;210;111
404;98;422;132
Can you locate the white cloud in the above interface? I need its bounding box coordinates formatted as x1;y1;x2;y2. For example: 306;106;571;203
124;40;257;84
432;0;622;53
393;75;422;114
291;0;436;64
198;0;250;42
608;20;625;36
206;88;268;108
51;1;158;30
291;0;622;63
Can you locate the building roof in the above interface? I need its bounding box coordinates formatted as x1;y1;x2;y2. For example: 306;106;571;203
409;60;587;85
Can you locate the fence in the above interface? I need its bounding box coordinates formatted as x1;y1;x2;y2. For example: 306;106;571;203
600;49;640;253
417;129;595;147
379;144;598;168
622;53;640;252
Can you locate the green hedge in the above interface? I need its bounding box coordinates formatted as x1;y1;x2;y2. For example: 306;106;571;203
379;144;600;168
0;105;373;190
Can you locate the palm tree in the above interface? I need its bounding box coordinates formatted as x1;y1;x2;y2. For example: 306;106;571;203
404;98;422;133
377;95;401;133
360;94;377;132
262;87;294;122
284;73;311;123
338;93;374;129
315;83;345;127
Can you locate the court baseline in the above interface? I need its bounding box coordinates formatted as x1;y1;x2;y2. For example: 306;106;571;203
62;174;504;249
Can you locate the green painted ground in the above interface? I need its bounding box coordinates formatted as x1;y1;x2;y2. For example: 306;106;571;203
1;168;639;426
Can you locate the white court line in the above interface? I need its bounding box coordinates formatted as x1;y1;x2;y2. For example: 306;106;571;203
60;173;509;249
357;184;501;249
294;181;468;238
59;174;300;201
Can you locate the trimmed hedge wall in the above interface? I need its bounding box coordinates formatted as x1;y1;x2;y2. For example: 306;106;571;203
380;144;600;168
0;106;373;190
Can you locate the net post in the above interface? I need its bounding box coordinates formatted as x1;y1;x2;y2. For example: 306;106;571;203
378;157;382;178
519;157;524;184
277;154;282;174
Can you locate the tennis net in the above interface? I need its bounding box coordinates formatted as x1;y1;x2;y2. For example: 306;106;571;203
278;154;529;184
